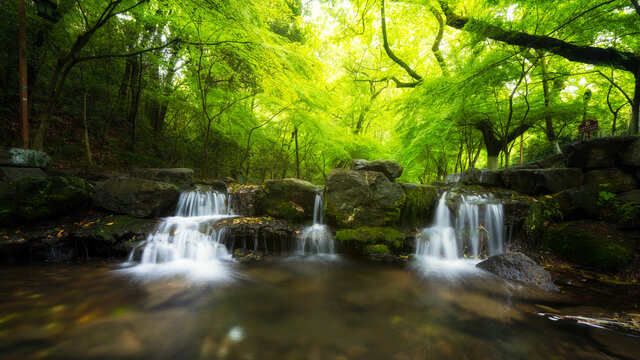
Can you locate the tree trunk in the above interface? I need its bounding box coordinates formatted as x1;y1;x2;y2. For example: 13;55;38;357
631;71;640;134
538;52;561;154
83;89;93;166
294;127;300;179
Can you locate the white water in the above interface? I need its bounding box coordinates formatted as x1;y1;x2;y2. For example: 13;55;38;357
297;194;335;255
416;192;505;261
122;190;236;282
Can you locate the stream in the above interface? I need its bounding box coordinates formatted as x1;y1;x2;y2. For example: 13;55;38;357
1;258;639;360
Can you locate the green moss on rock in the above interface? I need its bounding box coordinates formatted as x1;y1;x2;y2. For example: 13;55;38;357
261;178;319;221
364;244;390;254
399;183;437;227
335;227;406;248
543;221;631;271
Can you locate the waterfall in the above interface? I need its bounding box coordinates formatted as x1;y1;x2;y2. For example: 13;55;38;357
122;190;236;281
297;194;335;255
416;192;505;260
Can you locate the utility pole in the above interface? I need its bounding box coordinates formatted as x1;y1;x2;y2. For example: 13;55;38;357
18;0;29;148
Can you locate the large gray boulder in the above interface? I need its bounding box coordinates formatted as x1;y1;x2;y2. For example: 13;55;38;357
583;167;637;193
477;252;559;291
500;168;583;195
0;166;46;182
446;167;503;186
0;147;51;168
261;178;320;221
352;159;403;181
230;185;263;217
325;168;405;228
130;168;195;188
11;176;92;222
562;136;636;169
93;178;180;218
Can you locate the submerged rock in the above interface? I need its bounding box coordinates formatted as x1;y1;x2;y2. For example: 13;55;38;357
543;221;632;271
325;168;405;228
261;178;320;221
500;168;583;195
351;159;403;181
130;168;195;188
477;252;559;291
0;147;51;168
93;178;180;218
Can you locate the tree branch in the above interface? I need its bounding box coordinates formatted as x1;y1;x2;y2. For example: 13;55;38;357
381;0;423;82
439;2;640;73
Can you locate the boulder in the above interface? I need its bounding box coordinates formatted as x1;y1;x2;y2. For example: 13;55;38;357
446;167;503;186
0;166;46;182
400;183;438;228
230;185;263;217
46;169;123;183
551;186;600;219
130;168;195;188
335;227;408;255
93;178;180;218
617;189;640;202
212;216;298;254
543;221;632;271
477;252;559;291
620;136;640;166
196;179;228;193
0;147;51;168
12;176;92;222
562;136;636;169
261;178;320;221
325;169;405;228
583;167;637;193
500;168;583;195
351;159;403;181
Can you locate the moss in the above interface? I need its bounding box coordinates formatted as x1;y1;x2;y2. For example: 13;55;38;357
13;176;91;222
543;221;632;271
400;184;437;227
335;226;405;248
364;244;390;254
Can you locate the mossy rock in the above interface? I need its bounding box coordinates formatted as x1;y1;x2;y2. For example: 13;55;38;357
542;221;632;271
364;244;390;254
399;183;438;228
12;176;92;222
261;178;319;222
0;182;15;225
324;168;405;228
335;226;407;256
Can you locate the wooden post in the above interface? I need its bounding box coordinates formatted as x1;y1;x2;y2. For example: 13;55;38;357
18;0;29;148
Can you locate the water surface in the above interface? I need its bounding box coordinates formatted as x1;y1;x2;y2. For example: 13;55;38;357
1;259;638;360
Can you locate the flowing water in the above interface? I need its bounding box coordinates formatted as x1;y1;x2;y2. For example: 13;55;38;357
296;194;335;256
122;190;236;282
417;192;505;261
1;260;639;360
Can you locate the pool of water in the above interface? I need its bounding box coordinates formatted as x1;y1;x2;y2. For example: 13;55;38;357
1;258;639;360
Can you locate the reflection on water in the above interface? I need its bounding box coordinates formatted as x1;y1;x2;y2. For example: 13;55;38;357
1;260;639;360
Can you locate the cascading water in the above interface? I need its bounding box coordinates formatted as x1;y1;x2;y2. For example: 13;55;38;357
416;191;505;261
297;194;335;255
122;190;236;281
